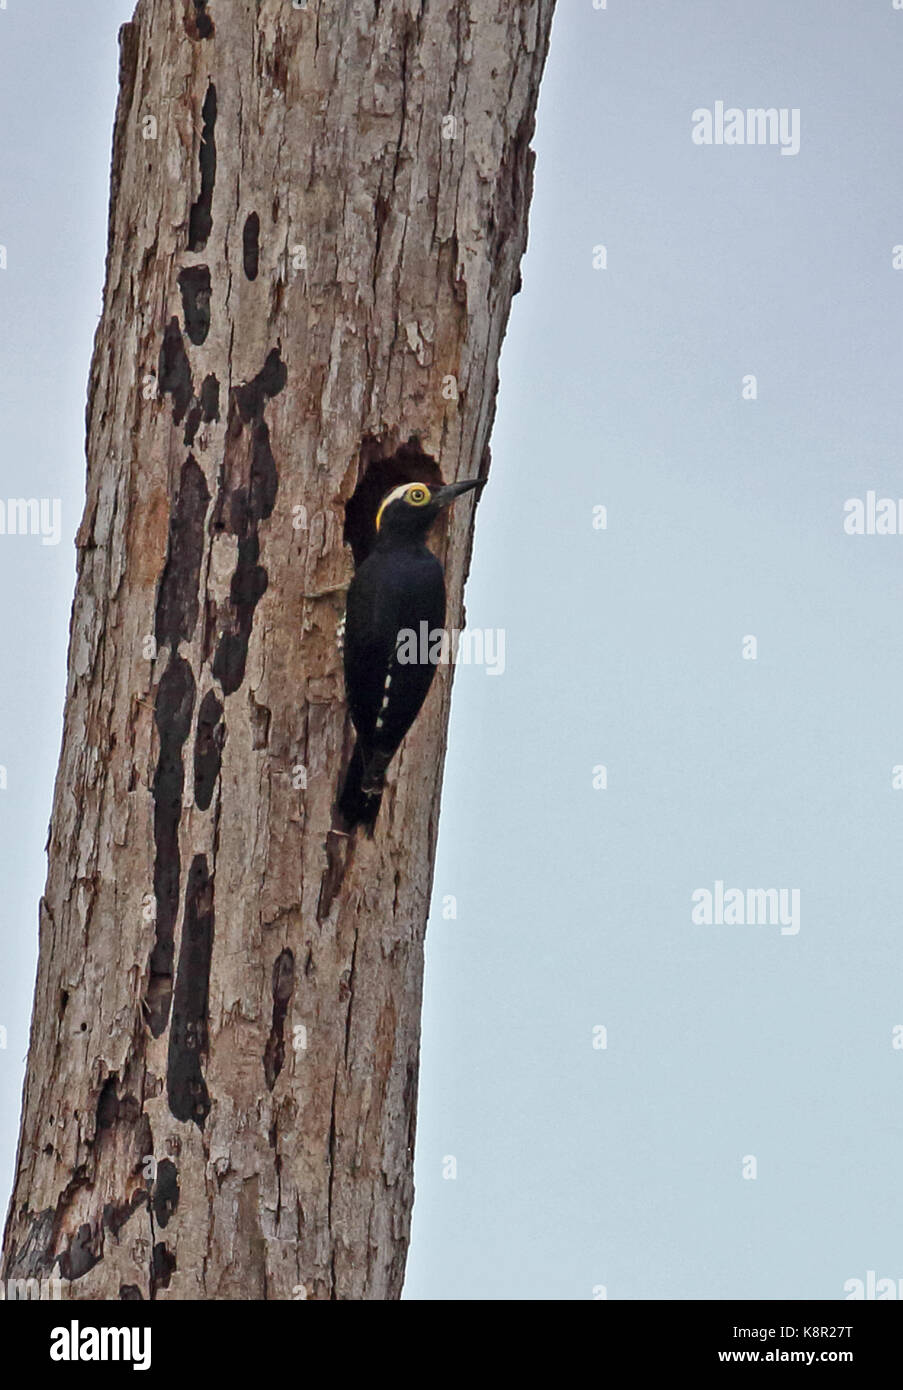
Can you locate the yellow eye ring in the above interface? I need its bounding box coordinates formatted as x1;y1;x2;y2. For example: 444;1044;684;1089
407;485;430;505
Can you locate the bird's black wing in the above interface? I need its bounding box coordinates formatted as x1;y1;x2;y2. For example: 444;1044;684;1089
343;546;446;757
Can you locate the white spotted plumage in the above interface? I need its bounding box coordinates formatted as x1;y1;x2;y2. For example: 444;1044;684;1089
374;668;393;730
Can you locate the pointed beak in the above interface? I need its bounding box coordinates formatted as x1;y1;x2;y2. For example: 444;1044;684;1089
433;478;486;509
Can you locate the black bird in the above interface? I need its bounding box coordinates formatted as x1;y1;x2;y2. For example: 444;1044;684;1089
338;477;484;831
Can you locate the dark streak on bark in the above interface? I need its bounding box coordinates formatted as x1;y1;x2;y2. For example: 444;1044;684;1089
103;1189;148;1238
188;84;217;252
263;949;295;1090
147;654;196;1038
150;1242;176;1296
317;831;350;921
194;689;225;810
134;1114;153;1175
184;373;219;448
178;264;212;345
233;348;287;426
167;854;214;1127
152;1159;180;1229
211;348;286;695
403;1060;418;1157
242;212;260;280
95;1075;120;1131
212;532;268;695
58;1222;101;1281
343;931;358;1064
158;318;193;425
155;455;210;648
200;373;220;423
184;402;202;449
247;420;279;526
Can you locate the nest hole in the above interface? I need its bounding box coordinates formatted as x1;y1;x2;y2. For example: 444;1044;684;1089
344;437;444;567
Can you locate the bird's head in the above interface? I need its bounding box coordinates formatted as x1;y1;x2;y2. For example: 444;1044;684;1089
374;477;485;543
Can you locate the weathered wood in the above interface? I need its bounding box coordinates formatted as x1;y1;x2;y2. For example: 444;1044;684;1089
2;0;555;1299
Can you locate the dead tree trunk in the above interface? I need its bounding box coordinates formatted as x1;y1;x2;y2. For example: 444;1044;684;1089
2;0;554;1300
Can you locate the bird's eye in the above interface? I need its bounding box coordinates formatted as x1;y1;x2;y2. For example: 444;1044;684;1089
407;486;429;505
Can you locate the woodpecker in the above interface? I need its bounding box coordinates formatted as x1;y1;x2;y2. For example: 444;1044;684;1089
338;477;484;831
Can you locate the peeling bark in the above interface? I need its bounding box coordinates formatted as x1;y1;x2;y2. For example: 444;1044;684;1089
2;0;555;1299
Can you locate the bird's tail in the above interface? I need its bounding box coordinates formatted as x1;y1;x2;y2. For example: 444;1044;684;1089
338;742;390;833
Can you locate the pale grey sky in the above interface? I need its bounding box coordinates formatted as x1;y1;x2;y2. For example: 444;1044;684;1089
1;0;901;1300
